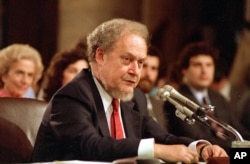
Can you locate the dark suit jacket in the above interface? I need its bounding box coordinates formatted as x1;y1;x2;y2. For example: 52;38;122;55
31;69;193;162
165;84;233;154
148;95;168;130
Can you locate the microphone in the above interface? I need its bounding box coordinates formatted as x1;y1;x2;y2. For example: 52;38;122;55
157;84;244;141
157;85;207;117
157;86;196;124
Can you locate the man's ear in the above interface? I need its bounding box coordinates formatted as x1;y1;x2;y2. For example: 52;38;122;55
95;48;104;64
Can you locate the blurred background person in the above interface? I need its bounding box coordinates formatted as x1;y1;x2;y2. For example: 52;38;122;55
0;43;44;98
232;41;250;139
210;23;250;142
229;25;250;101
39;47;89;102
237;90;250;140
137;46;168;130
164;41;233;154
227;24;250;134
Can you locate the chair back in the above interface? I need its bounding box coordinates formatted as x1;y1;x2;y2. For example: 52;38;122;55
0;97;47;163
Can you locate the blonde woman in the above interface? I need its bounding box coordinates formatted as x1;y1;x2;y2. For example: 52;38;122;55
0;43;44;97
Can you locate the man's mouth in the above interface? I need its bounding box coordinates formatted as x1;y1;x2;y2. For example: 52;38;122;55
123;77;139;86
125;79;136;84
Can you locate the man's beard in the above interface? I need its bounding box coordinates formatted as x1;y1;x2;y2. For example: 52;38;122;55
109;89;134;101
138;78;153;93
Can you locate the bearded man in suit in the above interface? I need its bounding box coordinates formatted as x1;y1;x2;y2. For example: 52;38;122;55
31;19;227;163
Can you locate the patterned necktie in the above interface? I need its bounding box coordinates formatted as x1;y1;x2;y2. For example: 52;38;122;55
110;99;124;139
202;96;209;107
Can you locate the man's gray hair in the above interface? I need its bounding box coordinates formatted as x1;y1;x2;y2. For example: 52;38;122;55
86;18;150;63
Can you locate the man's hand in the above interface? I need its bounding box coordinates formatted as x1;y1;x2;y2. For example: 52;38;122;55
198;144;228;161
154;144;199;163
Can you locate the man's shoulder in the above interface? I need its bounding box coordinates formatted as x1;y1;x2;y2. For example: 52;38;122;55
208;88;227;100
56;69;96;97
131;88;147;113
134;88;145;98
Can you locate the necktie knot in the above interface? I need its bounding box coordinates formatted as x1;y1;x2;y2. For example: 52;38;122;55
112;99;119;112
202;96;208;106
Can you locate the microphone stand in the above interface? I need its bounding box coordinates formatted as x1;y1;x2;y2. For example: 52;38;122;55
163;96;244;141
195;106;244;141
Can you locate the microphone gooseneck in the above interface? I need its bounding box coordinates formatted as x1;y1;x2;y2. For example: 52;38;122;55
157;84;244;141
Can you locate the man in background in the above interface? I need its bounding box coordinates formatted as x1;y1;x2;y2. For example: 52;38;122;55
164;42;233;154
137;46;168;130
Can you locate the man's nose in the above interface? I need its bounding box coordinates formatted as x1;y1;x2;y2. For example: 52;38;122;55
129;61;141;75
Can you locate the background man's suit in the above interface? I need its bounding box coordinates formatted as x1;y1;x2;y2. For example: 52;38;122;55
31;69;193;162
164;84;233;154
147;95;168;130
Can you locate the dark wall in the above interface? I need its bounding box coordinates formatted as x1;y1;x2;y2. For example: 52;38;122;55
1;0;58;69
150;0;244;79
0;0;245;79
201;0;245;76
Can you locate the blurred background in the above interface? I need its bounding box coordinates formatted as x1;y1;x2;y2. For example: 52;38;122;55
0;0;249;79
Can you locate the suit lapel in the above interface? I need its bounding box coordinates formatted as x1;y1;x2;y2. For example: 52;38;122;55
96;103;110;137
87;70;110;137
120;101;141;138
180;84;200;104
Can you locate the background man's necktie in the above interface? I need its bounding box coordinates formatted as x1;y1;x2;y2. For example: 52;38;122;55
202;96;227;140
110;99;124;139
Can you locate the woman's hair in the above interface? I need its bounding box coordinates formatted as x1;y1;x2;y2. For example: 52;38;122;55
86;18;150;63
43;48;88;101
0;43;44;88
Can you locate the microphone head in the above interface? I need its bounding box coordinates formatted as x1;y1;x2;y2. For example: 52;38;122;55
163;85;175;93
157;86;170;101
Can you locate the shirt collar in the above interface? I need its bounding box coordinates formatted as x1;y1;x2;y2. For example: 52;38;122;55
92;75;113;113
189;86;209;105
